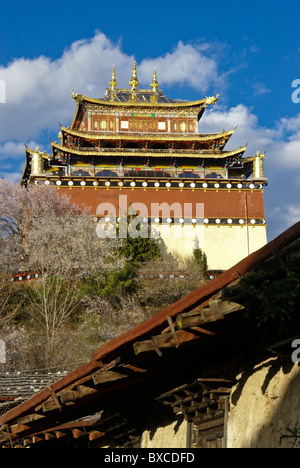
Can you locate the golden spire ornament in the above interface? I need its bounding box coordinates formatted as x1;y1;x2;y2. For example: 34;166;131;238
151;67;159;93
109;65;118;91
129;61;139;91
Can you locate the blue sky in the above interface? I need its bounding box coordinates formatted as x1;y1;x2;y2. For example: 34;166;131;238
0;0;299;241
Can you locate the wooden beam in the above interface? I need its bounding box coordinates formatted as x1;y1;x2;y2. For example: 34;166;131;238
0;432;11;444
47;384;62;412
10;423;31;434
167;315;179;348
76;384;98;398
92;369;128;386
72;428;86;439
37;391;80;413
89;430;105;441
16;413;45;425
24;414;104;443
59;389;79;405
36;396;63;413
176;300;244;329
23;439;33;447
157;378;233;401
151;336;163;357
98;357;121;371
133;298;244;357
121;364;146;373
190;326;215;336
133;329;199;356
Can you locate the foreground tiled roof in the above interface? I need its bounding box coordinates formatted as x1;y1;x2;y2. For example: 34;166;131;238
0;372;68;399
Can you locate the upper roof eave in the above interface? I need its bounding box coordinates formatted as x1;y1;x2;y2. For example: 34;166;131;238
71;92;219;109
51;142;247;159
60;125;236;143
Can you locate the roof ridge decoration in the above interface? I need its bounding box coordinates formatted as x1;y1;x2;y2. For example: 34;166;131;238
109;64;118;91
150;67;159;104
71;62;219;109
151;67;159;93
129;61;140;92
71;93;219;108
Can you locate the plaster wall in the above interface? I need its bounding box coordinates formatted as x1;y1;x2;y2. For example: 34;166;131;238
163;224;267;271
141;413;188;449
227;359;300;448
202;224;267;270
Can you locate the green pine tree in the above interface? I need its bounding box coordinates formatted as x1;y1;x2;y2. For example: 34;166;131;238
193;238;208;276
117;211;163;266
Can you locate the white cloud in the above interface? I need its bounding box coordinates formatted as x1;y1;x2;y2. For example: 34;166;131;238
139;41;224;92
252;82;271;96
268;115;300;169
0;141;26;159
0;140;42;183
0;32;134;141
0;171;23;183
0;140;42;160
199;103;275;156
0;33;225;143
271;139;300;169
271;204;300;226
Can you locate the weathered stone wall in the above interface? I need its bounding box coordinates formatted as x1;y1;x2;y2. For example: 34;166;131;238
227;358;300;448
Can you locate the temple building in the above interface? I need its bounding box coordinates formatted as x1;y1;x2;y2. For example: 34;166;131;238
21;63;268;271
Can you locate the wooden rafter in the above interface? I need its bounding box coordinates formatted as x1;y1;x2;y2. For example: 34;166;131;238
133;297;244;356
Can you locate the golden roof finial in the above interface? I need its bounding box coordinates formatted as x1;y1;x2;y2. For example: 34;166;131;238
254;150;266;179
109;65;118;91
129;61;139;91
205;94;219;106
151;67;159;93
